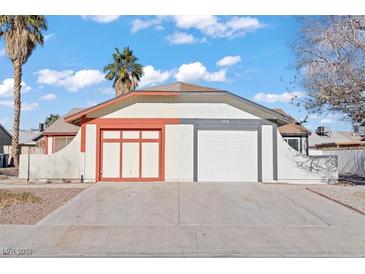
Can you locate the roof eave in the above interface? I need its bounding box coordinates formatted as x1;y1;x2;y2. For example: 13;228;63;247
64;91;180;124
224;92;294;124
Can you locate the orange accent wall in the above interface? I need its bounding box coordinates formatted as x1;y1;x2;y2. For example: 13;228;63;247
80;116;87;152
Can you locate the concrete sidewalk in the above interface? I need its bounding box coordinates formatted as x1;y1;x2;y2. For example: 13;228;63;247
1;182;365;257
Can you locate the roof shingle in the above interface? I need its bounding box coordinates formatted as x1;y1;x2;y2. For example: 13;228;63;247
43;108;83;134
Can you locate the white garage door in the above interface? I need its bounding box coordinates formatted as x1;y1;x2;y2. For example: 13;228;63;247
198;130;258;182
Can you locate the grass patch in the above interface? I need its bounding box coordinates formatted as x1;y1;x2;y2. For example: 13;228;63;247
0;190;40;209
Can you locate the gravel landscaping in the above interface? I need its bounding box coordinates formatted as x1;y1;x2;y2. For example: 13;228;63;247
0;188;83;224
307;185;365;215
0;167;19;177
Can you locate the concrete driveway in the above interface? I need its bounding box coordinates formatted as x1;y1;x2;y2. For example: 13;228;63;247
1;182;365;257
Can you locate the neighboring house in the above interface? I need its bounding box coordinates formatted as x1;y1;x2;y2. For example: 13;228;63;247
272;108;310;155
309;127;365;153
357;121;365;137
3;128;43;155
33;108;82;154
0;123;12;154
19;82;337;183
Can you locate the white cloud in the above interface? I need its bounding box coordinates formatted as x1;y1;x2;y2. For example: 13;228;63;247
254;91;304;103
139;65;171;87
35;69;105;92
308;113;319;119
217;55;242;67
175;62;226;82
0;100;38;111
22;102;39;111
130;16;264;41
36;69;73;85
321;118;333;124
166;32;197;45
0;48;5;57
40;93;56;101
0;117;9;127
98;87;115;94
0;78;32;97
131;17;164;33
82;16;120;23
44;33;55;42
172;16;264;38
154;25;164;31
0;100;13;107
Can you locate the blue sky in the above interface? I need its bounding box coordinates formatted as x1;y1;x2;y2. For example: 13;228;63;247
0;15;351;131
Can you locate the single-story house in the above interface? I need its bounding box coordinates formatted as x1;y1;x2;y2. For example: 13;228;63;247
357;121;365;137
33;108;82;154
0;123;12;154
272;109;310;155
2;127;44;155
19;82;338;183
309;127;365;154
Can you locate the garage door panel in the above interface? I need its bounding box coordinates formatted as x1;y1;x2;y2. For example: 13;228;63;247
102;142;120;178
141;143;159;178
198;130;257;182
122;143;140;178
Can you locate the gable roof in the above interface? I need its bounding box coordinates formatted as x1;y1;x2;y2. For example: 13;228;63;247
36;108;82;139
272;108;297;124
0;123;12;140
45;108;83;133
278;123;310;136
143;82;224;92
64;82;294;126
18;130;42;145
64;91;180;124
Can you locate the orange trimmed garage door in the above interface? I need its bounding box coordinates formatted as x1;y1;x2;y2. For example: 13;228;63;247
100;129;162;181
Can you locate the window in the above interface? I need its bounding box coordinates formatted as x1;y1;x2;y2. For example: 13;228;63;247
53;136;74;153
284;137;300;152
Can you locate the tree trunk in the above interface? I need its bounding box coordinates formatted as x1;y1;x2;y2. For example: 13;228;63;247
114;79;124;97
10;59;22;167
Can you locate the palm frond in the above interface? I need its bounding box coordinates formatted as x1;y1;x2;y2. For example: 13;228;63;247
0;16;47;64
103;46;144;96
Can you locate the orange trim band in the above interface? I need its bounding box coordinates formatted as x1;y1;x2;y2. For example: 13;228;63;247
43;132;77;136
80;116;86;152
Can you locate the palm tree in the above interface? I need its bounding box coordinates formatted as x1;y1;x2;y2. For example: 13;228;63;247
0;16;47;166
44;114;60;128
103;47;144;96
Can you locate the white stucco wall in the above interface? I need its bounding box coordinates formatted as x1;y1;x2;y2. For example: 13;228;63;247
261;125;274;181
47;136;53;155
309;149;323;156
19;130;84;180
84;124;97;180
277;131;338;183
165;124;194;181
101;103;259;119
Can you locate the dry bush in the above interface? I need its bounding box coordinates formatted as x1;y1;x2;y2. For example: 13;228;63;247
0;190;40;208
